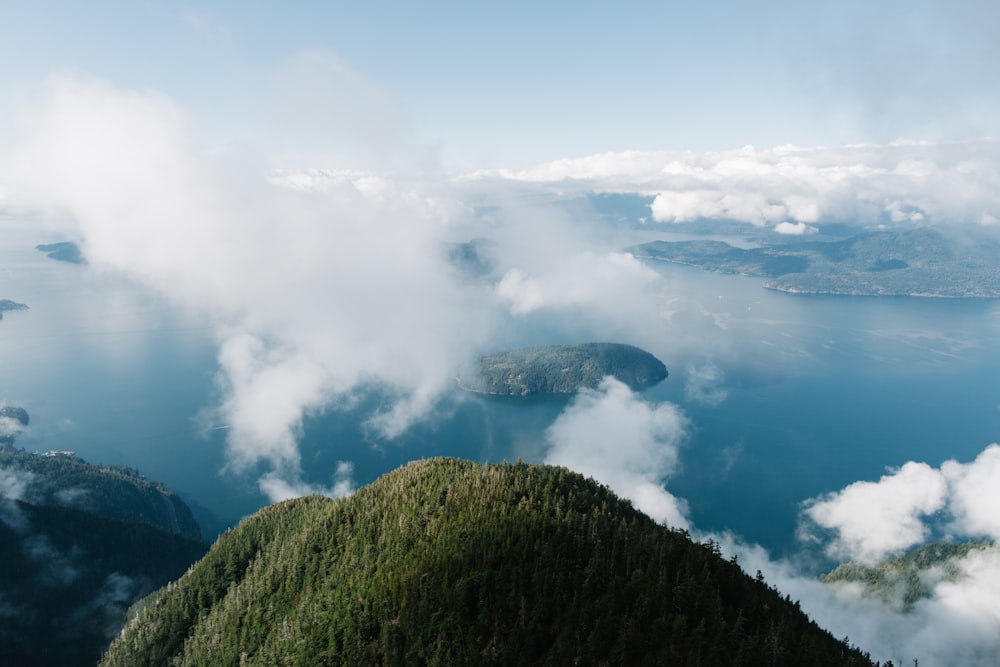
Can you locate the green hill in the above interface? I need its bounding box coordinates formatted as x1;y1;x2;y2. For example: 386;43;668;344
822;540;994;611
102;459;873;666
464;342;668;396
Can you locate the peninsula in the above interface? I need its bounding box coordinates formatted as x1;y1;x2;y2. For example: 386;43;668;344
627;228;1000;298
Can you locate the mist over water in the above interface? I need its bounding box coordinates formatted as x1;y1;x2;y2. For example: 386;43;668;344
4;219;999;555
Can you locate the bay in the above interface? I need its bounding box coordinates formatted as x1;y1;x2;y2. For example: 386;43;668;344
3;218;999;556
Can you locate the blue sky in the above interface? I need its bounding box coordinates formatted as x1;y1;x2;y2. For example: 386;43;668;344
3;1;997;169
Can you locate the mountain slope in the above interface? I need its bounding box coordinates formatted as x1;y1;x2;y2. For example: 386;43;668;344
0;411;209;666
102;459;873;666
0;500;209;666
0;445;202;537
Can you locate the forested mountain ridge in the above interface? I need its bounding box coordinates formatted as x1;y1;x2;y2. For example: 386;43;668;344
0;500;209;666
102;458;874;666
463;342;668;396
0;442;202;537
0;413;208;666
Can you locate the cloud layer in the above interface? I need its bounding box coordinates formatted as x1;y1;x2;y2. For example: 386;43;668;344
704;444;1000;666
3;75;673;500
476;141;1000;228
544;377;689;528
801;444;1000;563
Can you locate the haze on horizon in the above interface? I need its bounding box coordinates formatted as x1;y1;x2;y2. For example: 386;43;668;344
2;3;1000;665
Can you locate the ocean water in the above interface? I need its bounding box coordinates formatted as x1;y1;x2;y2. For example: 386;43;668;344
3;219;1000;555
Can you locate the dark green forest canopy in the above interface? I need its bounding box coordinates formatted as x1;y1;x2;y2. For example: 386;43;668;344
0;423;208;667
464;342;668;396
102;458;874;666
0;501;209;667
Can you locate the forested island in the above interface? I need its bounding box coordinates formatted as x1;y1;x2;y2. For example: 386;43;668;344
36;241;85;264
101;458;874;666
628;228;1000;298
0;409;208;666
461;342;668;396
0;298;28;320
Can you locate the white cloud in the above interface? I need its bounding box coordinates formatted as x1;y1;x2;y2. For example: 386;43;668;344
3;76;506;500
478;141;1000;228
801;462;948;563
0;416;26;441
544;377;689;528
496;251;660;316
683;360;728;406
774;221;817;235
258;461;356;503
801;444;1000;564
0;466;33;502
2;75;681;502
778;444;1000;663
714;533;1000;667
941;444;1000;539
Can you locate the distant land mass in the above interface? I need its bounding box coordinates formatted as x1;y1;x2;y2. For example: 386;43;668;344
445;237;498;279
36;241;85;264
0;298;28;320
0;409;208;666
0;405;30;445
101;459;873;666
628;228;1000;298
822;540;994;611
0;446;203;538
461;342;668;396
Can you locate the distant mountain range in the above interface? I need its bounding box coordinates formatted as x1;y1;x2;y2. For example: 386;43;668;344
461;342;668;396
101;459;873;666
628;228;1000;298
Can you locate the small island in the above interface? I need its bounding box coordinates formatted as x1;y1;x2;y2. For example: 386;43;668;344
627;228;1000;298
36;241;85;264
461;342;668;396
0;298;28;320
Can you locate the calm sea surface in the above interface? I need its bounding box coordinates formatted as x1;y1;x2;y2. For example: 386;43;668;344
3;219;999;553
